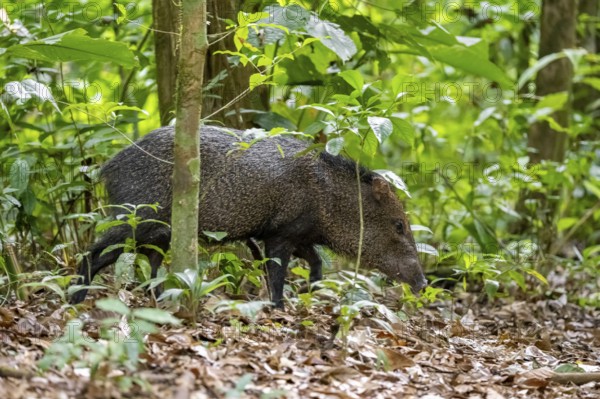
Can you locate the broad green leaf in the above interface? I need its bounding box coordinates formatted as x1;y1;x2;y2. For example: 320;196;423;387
305;18;357;62
557;217;577;232
536;92;568;111
583;180;600;199
6;29;137;68
96;298;130;315
3;79;60;112
373;169;411;198
484;279;499;298
582;77;600;91
199;274;232;296
390;117;415;146
325;137;345;155
339;70;364;92
132;308;181;325
249;73;270;90
416;243;439;256
291;266;310;280
203;231;228;241
363;130;379;157
368;116;393;144
429;45;513;89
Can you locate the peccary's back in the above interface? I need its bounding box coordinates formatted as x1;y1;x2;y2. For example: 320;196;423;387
101;125;320;240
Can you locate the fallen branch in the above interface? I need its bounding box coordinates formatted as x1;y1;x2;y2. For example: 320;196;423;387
0;366;33;379
551;372;600;385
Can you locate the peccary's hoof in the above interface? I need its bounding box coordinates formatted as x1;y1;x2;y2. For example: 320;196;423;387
272;300;285;310
69;288;88;304
298;282;322;294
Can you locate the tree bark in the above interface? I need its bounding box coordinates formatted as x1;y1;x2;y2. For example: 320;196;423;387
202;0;268;129
153;0;180;126
573;0;599;117
514;0;576;250
527;0;575;164
170;0;208;273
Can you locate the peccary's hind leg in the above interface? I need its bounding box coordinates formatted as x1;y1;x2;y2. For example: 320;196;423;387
246;238;263;260
264;239;294;309
70;225;130;304
294;245;322;283
293;245;322;294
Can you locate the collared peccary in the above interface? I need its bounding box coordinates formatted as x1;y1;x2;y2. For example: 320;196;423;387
70;125;427;307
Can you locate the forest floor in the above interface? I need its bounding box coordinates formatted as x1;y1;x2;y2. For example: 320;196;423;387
0;275;599;399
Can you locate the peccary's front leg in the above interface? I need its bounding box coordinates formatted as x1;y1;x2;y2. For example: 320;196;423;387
264;239;294;309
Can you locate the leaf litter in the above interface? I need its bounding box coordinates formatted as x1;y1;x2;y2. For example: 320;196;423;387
0;289;599;398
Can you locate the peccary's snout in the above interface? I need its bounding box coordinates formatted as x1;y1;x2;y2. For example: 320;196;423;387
411;275;428;294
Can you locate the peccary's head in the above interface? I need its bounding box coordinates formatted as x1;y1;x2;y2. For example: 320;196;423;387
359;176;427;292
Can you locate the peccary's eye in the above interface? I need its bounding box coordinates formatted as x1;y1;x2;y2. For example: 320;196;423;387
395;220;404;235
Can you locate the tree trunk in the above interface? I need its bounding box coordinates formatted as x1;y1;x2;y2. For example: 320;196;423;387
170;0;208;273
527;0;575;164
202;0;268;129
514;0;576;250
153;0;180;126
573;0;599;118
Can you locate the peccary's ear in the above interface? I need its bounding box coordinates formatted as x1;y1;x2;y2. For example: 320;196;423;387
372;176;391;201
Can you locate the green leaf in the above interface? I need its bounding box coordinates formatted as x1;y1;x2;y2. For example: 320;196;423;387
249;73;270;90
536;92;568;111
411;225;433;234
96;298;131;315
373;169;411;198
518;52;565;90
524;268;548;285
203;231;228;241
368;116;393;144
554;364;586;373
416;243;439;256
389;117;415;146
114;3;127;24
508;270;526;291
3;79;60;112
429;45;513;89
9;159;29;197
325;137;345;156
305;18;357;62
484;279;499;298
291;266;310;280
132;308;181;325
339;70;364;92
583;180;600;199
6;29;138;68
557;217;577;232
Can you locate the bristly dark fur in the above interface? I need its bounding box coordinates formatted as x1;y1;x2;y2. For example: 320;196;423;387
319;151;375;184
71;125;425;307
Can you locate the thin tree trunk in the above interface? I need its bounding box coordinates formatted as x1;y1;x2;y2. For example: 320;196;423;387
153;0;180;126
170;0;208;273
